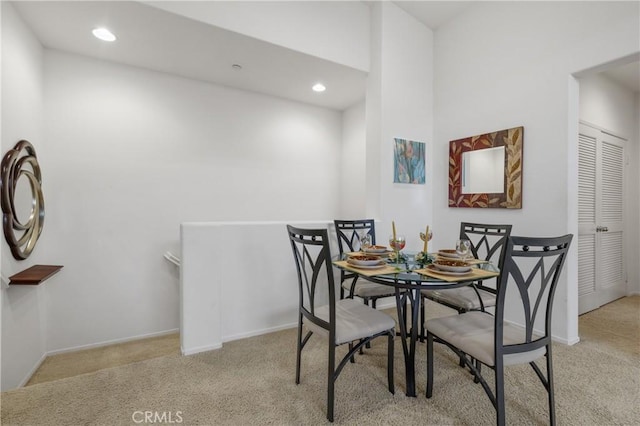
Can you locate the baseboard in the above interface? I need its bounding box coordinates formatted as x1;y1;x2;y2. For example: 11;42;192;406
181;343;222;356
222;322;298;344
18;352;47;388
562;336;581;346
181;322;299;356
504;318;580;346
46;328;179;356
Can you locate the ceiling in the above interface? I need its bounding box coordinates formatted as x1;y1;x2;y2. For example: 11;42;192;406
601;61;640;93
393;1;475;30
10;1;640;113
394;1;639;93
12;1;367;111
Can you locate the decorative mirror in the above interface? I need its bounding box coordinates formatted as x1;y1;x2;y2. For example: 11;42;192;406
1;140;45;259
448;126;523;209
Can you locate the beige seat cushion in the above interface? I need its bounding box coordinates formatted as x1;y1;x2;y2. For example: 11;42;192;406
422;286;496;311
308;299;396;345
343;281;396;298
426;311;546;367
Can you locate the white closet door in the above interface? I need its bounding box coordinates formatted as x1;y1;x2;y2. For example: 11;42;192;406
578;123;626;315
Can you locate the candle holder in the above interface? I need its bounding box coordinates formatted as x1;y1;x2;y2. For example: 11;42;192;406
415;251;434;267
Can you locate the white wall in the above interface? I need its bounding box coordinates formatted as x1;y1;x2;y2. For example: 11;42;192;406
433;1;640;343
38;50;342;354
145;1;370;73
579;72;640;295
1;1;354;390
180;221;337;355
340;101;366;218
368;2;434;252
0;2;49;390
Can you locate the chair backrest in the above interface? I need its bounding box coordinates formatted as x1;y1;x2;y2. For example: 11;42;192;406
287;225;335;332
459;222;512;270
495;235;573;354
334;219;377;255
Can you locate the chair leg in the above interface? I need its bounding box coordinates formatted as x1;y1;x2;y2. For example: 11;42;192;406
296;315;303;384
495;362;505;426
547;346;556;426
474;359;482;383
426;332;434;398
364;299;372;349
387;331;395;394
419;295;425;342
327;343;335;422
348;342;355;363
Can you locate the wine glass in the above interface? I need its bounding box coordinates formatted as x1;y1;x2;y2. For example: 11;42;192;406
456;239;471;262
389;235;406;263
359;232;372;252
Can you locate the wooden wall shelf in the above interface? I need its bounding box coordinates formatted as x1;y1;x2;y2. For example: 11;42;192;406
9;265;63;285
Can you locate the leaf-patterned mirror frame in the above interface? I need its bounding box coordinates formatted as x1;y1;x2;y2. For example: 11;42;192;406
448;126;523;209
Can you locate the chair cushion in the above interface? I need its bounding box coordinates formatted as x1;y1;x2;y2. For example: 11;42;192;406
343;281;396;298
422;286;496;311
308;299;396;345
426;311;546;367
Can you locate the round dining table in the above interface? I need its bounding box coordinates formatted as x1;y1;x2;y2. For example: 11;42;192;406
333;255;499;397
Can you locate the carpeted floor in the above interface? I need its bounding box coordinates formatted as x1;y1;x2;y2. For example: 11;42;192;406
26;333;180;386
2;297;638;425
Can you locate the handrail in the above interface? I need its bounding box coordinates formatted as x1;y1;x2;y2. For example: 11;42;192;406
164;251;181;267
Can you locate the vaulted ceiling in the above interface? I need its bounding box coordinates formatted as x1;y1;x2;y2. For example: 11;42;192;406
11;1;639;115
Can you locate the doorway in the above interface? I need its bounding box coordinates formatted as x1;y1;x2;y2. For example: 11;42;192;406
578;122;627;314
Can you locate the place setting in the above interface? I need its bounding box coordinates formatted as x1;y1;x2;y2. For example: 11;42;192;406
414;238;499;281
335;226;400;275
335;221;410;276
434;241;490;265
345;229;393;258
335;252;401;276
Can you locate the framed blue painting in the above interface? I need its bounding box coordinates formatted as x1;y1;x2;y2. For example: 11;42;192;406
394;138;425;184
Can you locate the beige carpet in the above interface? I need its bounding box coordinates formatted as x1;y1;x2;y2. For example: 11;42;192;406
26;333;180;386
2;297;639;425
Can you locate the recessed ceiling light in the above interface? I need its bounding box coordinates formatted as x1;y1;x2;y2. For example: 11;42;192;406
312;83;326;92
232;64;242;70
92;28;116;42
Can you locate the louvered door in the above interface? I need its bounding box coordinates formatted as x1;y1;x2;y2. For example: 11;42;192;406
578;122;626;315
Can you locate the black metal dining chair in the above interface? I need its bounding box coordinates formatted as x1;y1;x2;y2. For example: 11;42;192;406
287;225;395;422
426;234;573;426
334;219;397;307
420;223;512;340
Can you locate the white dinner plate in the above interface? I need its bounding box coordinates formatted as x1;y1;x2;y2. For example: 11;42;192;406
363;246;388;254
426;265;472;276
432;260;472;273
347;255;383;266
347;261;387;269
437;250;460;259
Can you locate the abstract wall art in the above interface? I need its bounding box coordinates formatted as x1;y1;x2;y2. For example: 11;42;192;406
394;138;425;184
